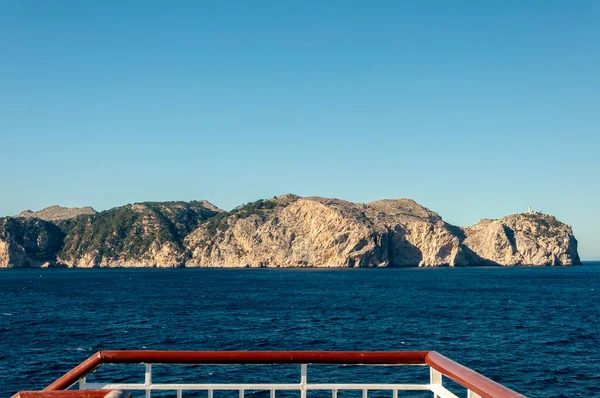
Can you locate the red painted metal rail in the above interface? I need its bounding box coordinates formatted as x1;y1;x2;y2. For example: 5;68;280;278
13;350;525;398
13;392;130;398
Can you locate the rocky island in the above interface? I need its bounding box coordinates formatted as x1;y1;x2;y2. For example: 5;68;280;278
0;195;581;268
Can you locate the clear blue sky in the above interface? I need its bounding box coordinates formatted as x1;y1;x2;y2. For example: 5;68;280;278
1;1;598;259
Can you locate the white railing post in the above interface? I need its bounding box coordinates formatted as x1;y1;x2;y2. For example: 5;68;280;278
177;390;182;398
79;377;86;390
208;389;214;398
332;388;338;398
300;364;307;398
468;390;482;398
430;367;442;398
145;363;152;398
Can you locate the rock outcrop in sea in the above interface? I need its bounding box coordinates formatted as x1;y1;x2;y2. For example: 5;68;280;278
0;196;581;268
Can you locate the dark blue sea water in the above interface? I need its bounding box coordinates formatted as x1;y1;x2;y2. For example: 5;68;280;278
1;264;599;398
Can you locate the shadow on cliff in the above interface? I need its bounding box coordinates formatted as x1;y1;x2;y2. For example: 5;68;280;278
455;245;502;266
2;218;67;267
385;225;424;267
441;224;502;267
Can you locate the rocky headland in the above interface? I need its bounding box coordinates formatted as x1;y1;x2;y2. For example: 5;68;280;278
0;195;581;268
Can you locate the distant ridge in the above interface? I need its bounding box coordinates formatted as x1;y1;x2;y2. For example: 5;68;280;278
17;205;97;221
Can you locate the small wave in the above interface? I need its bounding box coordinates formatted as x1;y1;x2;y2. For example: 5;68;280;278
1;313;12;316
542;338;571;345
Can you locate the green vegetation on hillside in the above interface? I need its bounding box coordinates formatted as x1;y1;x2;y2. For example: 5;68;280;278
58;201;220;261
520;213;565;238
202;199;280;236
0;217;65;262
59;206;140;259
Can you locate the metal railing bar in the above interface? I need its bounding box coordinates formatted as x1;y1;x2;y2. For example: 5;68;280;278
307;384;429;391
99;351;431;365
300;364;307;398
144;364;152;398
430;368;442;386
144;365;152;386
429;384;459;398
84;383;303;391
14;392;131;398
468;391;483;398
83;383;431;391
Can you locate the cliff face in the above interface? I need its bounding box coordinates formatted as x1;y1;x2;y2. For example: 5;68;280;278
185;195;465;267
0;196;581;268
184;196;580;267
461;213;580;266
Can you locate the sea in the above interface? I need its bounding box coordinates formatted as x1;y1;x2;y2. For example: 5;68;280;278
1;264;599;398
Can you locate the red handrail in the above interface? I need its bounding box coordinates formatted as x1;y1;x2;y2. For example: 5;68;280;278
29;350;524;398
14;392;130;398
44;350;429;391
100;350;430;364
426;351;524;398
43;352;103;391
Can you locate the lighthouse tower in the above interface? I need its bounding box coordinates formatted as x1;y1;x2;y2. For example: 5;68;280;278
527;205;533;214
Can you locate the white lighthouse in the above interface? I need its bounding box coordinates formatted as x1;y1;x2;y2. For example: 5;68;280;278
527;205;533;214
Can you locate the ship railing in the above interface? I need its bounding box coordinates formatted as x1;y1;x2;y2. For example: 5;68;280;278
16;351;526;398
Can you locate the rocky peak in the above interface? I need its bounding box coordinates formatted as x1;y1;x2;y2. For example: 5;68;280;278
17;205;97;222
365;198;443;223
195;200;223;213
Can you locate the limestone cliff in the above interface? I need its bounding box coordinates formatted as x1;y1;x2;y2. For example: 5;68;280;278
461;212;580;266
185;195;461;267
184;196;580;267
0;196;581;268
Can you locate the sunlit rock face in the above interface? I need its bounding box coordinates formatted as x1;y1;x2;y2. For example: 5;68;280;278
0;196;581;268
461;213;580;266
185;196;581;267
